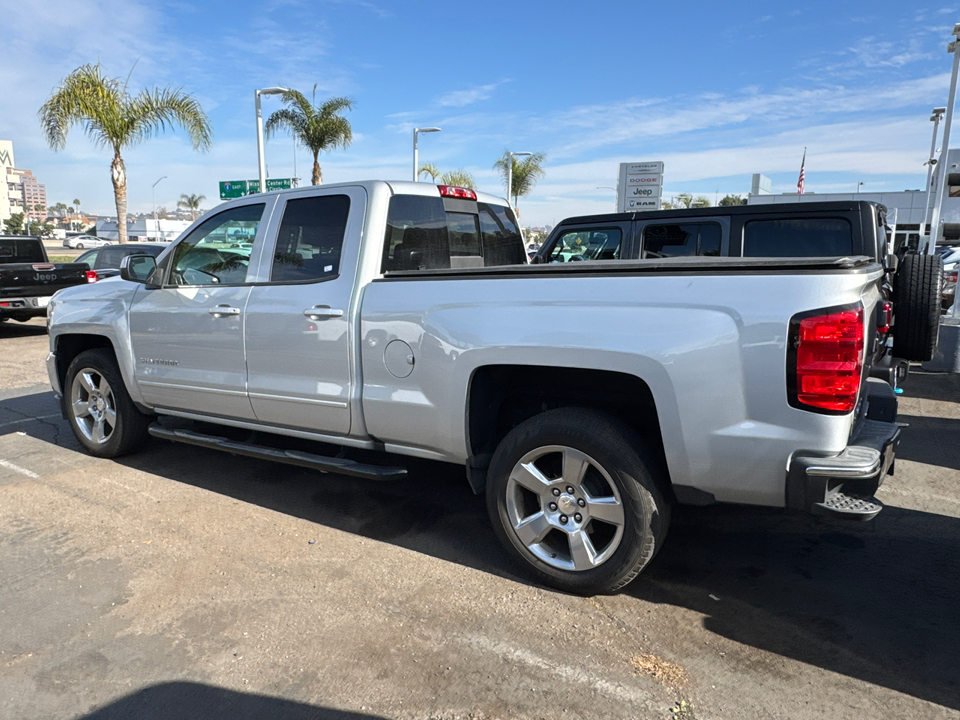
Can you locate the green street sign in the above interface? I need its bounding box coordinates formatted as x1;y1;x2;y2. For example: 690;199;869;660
219;178;296;199
219;180;248;199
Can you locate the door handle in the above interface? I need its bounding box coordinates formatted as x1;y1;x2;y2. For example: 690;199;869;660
303;306;344;320
209;304;241;318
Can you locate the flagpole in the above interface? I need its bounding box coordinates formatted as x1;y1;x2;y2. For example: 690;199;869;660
797;147;806;195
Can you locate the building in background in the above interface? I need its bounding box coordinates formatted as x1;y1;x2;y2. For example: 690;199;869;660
1;140;48;226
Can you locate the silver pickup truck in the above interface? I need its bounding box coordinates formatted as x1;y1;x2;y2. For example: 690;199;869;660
45;180;902;595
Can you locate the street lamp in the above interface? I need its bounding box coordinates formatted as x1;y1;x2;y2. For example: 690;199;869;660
506;151;533;215
927;23;960;256
152;176;166;240
922;107;948;251
413;127;441;181
256;87;289;194
856;182;865;193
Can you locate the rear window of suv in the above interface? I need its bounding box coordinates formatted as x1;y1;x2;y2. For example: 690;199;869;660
743;218;853;257
381;193;524;272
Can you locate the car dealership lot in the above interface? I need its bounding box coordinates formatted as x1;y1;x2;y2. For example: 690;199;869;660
1;316;959;720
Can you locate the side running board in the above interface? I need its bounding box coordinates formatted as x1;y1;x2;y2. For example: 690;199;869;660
147;424;407;481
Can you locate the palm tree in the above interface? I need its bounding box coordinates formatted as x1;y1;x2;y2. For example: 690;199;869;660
493;151;546;217
440;169;476;189
178;192;206;220
73;198;81;215
418;162;441;182
265;86;353;185
39;63;211;243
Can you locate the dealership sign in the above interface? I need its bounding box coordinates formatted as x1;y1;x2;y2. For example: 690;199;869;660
617;161;664;212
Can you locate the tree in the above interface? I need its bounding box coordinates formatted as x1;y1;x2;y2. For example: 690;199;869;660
493;151;546;217
418;162;441;182
440;169;476;189
719;194;747;206
178;192;206;220
691;196;711;208
73;198;81;215
3;213;24;234
39;63;211;243
264;86;354;185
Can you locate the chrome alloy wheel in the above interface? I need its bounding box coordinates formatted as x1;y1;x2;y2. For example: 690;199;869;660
70;368;118;445
504;444;625;572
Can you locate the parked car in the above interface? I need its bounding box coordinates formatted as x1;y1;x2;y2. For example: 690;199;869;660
63;235;111;249
44;181;910;596
943;266;958;311
1;235;89;323
76;243;168;282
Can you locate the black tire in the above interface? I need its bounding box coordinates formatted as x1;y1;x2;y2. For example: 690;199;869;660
486;407;671;595
893;253;943;362
76;243;84;249
63;348;151;458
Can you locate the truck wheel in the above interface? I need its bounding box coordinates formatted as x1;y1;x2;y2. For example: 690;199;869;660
64;348;150;458
486;407;670;595
893;253;943;362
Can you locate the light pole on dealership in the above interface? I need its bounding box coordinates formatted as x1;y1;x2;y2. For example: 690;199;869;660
256;87;289;193
921;107;947;252
412;127;441;181
507;151;533;216
928;24;960;256
152;176;166;241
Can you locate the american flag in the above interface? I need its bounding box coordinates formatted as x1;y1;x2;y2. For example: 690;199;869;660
797;148;806;195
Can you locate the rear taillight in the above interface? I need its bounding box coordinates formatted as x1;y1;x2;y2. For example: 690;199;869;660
438;185;477;200
85;270;98;283
789;305;865;414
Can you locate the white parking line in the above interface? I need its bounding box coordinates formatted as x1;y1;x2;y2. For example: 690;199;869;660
0;459;40;479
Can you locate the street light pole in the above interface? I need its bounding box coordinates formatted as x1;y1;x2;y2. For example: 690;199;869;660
256;87;289;194
928;24;960;256
856;182;864;193
413;127;441;181
152;176;166;241
921;107;947;252
507;151;533;216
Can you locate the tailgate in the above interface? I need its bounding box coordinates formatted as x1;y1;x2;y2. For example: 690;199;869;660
0;263;89;299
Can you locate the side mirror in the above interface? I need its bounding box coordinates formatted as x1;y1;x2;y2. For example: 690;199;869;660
120;254;160;286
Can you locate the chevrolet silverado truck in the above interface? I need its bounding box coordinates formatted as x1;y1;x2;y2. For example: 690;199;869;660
1;235;89;323
46;181;902;595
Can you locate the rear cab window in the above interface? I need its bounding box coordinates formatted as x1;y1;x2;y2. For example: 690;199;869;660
742;218;853;257
381;191;524;272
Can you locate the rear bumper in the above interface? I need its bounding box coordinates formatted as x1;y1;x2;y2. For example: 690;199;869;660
786;380;900;516
0;296;49;319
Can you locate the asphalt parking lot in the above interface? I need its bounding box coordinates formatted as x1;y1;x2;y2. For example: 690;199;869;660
1;316;959;720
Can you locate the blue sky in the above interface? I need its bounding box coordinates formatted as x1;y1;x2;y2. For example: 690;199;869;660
1;0;957;227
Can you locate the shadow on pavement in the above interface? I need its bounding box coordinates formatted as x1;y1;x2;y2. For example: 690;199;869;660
896;413;960;471
0;320;47;338
631;503;960;711
80;681;388;720
5;389;960;710
900;369;960;402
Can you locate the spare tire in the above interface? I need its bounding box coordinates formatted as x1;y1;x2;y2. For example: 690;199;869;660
893;253;943;362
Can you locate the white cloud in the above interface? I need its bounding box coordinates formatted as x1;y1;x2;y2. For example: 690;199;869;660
435;82;507;108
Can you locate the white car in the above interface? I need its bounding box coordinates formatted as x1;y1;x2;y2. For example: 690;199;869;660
63;235;112;249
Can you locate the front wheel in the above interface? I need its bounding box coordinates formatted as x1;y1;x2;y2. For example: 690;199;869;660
486;408;670;595
63;348;150;458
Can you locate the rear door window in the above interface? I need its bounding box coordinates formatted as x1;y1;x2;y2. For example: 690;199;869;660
641;223;721;258
743;218;852;257
0;239;44;263
270;195;350;282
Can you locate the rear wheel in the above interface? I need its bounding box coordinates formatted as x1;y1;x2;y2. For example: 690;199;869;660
893;253;943;362
63;349;150;458
486;407;670;595
75;242;84;249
